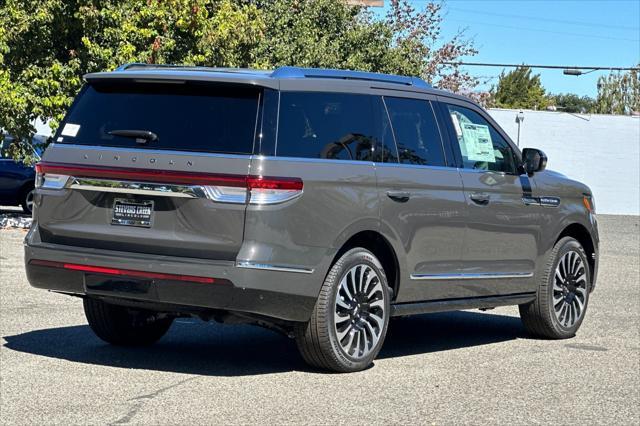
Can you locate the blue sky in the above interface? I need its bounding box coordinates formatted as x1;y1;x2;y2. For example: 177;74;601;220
378;0;640;97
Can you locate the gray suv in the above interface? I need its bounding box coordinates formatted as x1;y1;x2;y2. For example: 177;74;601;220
25;65;599;372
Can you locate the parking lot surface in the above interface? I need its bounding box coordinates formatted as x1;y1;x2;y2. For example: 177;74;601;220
1;213;638;425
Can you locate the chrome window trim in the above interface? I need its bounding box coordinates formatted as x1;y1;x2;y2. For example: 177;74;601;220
410;272;534;280
235;261;314;274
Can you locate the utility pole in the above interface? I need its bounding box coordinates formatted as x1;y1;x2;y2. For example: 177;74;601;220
515;111;525;147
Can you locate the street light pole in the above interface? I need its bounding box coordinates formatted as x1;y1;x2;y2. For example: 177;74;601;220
515;110;525;147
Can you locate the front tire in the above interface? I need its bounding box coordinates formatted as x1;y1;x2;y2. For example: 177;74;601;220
83;298;173;346
295;248;391;372
519;237;591;339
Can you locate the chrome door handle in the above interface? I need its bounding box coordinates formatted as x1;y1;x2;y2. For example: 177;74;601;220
386;191;411;202
470;192;490;205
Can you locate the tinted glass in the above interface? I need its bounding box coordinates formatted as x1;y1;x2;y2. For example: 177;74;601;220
383;97;445;166
58;82;260;154
277;92;380;161
445;104;518;173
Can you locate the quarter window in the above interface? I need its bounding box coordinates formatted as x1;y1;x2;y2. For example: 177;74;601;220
277;92;380;161
383;97;446;166
445;104;518;173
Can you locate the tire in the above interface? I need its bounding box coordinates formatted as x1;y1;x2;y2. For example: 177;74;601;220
519;236;591;339
83;298;173;346
295;248;391;372
21;187;34;214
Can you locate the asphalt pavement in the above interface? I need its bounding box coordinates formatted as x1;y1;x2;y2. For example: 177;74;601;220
1;213;638;425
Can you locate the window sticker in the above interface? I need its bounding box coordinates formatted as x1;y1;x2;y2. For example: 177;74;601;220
460;123;496;163
60;123;80;137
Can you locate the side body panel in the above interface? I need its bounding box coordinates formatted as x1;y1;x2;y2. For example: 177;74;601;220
241;156;379;299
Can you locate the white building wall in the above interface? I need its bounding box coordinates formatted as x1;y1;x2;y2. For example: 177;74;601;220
488;109;640;215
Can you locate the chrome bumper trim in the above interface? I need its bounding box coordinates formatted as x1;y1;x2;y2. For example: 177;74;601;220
235;261;315;274
410;272;534;280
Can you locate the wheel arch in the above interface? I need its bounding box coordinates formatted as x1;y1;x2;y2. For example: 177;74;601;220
556;222;596;286
330;230;400;301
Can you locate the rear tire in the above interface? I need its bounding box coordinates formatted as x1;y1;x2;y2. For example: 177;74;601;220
519;237;591;339
83;298;173;346
295;248;391;372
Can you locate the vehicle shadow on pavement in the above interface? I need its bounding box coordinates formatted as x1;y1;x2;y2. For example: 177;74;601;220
3;311;525;375
380;311;525;359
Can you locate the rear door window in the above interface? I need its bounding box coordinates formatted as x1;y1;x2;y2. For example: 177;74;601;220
383;97;446;167
276;92;381;161
57;82;260;154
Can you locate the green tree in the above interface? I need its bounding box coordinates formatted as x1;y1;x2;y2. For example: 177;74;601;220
595;68;640;115
491;66;549;110
0;0;481;163
551;93;595;114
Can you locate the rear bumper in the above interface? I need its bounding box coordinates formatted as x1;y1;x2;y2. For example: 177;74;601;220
24;240;318;322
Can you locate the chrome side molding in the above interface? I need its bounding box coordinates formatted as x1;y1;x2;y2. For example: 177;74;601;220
235;261;315;274
410;272;534;280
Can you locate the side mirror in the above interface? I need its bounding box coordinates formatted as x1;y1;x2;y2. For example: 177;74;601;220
521;148;547;175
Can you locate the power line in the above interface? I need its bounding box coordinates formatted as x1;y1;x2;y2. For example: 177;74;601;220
447;18;640;43
446;6;640;31
442;62;640;72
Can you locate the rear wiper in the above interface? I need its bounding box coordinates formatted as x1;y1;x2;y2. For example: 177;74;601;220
108;129;158;144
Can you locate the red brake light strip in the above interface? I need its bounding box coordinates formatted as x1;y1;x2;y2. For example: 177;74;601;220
30;259;217;284
36;162;302;190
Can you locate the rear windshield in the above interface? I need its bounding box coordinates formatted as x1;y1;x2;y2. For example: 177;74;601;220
57;81;260;154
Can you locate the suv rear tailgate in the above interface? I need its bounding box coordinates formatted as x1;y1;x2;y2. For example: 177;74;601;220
34;79;260;260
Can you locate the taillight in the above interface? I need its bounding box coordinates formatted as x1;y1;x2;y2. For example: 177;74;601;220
247;176;303;205
35;162;70;190
34;162;303;205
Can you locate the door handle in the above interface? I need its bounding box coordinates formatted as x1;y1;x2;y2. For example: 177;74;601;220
386;191;411;202
470;192;490;205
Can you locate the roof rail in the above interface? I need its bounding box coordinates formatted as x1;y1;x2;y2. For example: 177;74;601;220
115;63;180;71
114;63;272;75
270;66;431;88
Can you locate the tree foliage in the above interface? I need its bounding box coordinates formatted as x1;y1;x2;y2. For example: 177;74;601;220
0;0;481;162
490;66;549;110
551;93;595;114
595;68;640;115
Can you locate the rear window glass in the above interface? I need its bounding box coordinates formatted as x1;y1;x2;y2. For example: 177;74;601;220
383;97;445;167
57;82;260;154
276;92;381;161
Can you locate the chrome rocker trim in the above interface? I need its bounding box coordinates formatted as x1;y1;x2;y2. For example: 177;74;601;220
235;261;315;274
410;272;534;280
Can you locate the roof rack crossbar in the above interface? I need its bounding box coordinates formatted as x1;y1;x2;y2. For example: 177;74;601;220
270;66;431;88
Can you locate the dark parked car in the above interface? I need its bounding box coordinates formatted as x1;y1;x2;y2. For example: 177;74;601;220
0;135;44;213
25;65;599;372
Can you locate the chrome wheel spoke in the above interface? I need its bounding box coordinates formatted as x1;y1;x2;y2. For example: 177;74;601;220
340;276;352;300
334;311;350;325
336;297;350;310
